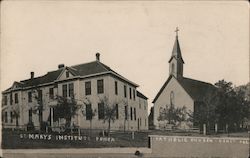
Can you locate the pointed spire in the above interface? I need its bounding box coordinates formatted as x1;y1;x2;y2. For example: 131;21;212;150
168;27;184;63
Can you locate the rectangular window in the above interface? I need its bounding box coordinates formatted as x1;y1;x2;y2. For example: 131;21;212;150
124;85;127;98
130;107;133;120
115;81;118;95
49;108;57;122
3;96;7;105
38;90;43;102
1;112;3;123
2;112;4;123
86;104;92;120
29;109;32;123
69;83;74;98
28;92;32;102
134;107;136;120
115;104;119;119
85;81;91;95
39;109;43;123
49;88;54;99
4;112;8;123
98;103;104;119
10;93;13;105
129;88;132;99
133;89;135;100
66;71;69;78
97;79;104;94
14;93;18;104
62;84;67;97
10;112;13;123
124;105;128;120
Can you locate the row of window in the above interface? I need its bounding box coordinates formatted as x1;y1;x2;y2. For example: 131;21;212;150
3;79;138;105
3;93;19;105
123;84;136;100
85;104;137;121
139;100;147;110
85;80;135;101
62;83;74;98
28;89;44;103
24;104;136;123
3;111;15;123
3;89;49;105
2;79;103;105
2;110;147;127
138;118;147;127
85;79;104;95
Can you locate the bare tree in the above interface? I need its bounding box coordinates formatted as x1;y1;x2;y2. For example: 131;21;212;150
121;100;130;132
53;95;80;132
99;96;118;136
30;87;46;130
11;104;20;127
82;98;96;134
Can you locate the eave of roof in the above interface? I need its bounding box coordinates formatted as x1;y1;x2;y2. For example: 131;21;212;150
152;75;173;103
168;56;184;64
137;91;148;100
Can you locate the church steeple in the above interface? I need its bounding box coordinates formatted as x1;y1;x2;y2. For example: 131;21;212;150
168;27;184;78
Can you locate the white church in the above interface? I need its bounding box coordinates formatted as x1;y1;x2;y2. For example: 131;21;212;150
153;29;215;130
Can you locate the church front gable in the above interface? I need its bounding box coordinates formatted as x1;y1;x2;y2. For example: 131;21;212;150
153;77;194;129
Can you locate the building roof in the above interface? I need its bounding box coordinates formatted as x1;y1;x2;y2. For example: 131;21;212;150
137;91;148;100
178;77;216;101
152;75;216;103
3;60;138;93
71;61;110;76
20;69;63;88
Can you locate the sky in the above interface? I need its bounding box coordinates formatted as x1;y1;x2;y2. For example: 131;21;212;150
1;1;249;108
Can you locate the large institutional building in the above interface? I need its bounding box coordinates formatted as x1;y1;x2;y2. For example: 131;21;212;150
2;53;148;131
153;31;215;130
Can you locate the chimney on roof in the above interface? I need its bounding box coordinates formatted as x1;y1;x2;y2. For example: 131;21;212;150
30;72;34;79
58;64;65;69
96;52;100;61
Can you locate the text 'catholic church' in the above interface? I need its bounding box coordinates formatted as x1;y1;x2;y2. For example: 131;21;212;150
153;29;215;130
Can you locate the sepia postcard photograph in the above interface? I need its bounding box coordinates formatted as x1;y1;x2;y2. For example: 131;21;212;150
0;0;249;157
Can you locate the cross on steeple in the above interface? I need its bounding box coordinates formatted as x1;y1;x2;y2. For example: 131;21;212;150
175;27;179;37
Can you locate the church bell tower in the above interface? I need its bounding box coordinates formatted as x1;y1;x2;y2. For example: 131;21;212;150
168;27;184;79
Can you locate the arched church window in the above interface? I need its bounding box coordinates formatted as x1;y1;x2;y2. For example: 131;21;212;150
170;91;175;105
171;63;175;73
